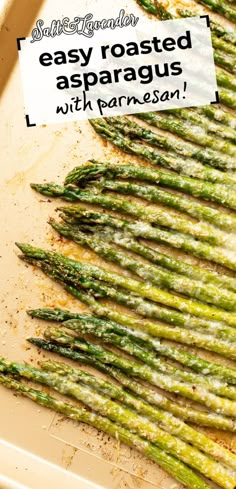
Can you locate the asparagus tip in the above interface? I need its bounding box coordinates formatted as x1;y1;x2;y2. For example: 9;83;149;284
27;337;47;347
15;242;27;252
26;309;34;316
30;183;45;191
47;220;56;227
26;309;48;318
56;206;73;213
15;243;46;260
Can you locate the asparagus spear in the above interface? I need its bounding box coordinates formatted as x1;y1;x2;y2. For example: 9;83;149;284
62;317;236;395
69;281;236;352
0;374;213;489
212;36;236;56
54;221;236;341
61;203;236;271
198;105;236;128
68;176;236;241
51;220;236;313
30;262;236;343
24;252;236;359
65;285;236;359
66;161;236;217
33;181;229;248
54;199;236;272
42;359;236;471
29;338;236;432
106;116;236;171
216;68;236;93
136;112;236;157
27;241;236;344
193;0;236;23
32;183;236;255
89;119;236;186
22;255;236;370
208;66;236;92
177;8;236;46
162;105;236;139
65;160;236;218
34;328;236;421
32;183;236;270
136;0;171;17
216;0;234;6
152;0;173;19
29;236;236;340
219;87;236;110
138;0;236;28
17;243;236;328
61;207;236;291
29;306;236;382
217;39;236;61
90;178;236;237
216;67;236;92
155;0;236;26
107;116;236;172
57;317;236;398
209;19;236;44
60;207;236;295
211;24;236;45
85;357;236;431
1;361;234;489
214;50;236;75
151;0;236;26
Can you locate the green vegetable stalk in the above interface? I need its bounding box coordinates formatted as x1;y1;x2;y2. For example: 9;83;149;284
28;338;236;432
0;373;213;489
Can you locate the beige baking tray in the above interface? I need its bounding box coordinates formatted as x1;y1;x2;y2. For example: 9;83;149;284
0;1;235;489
